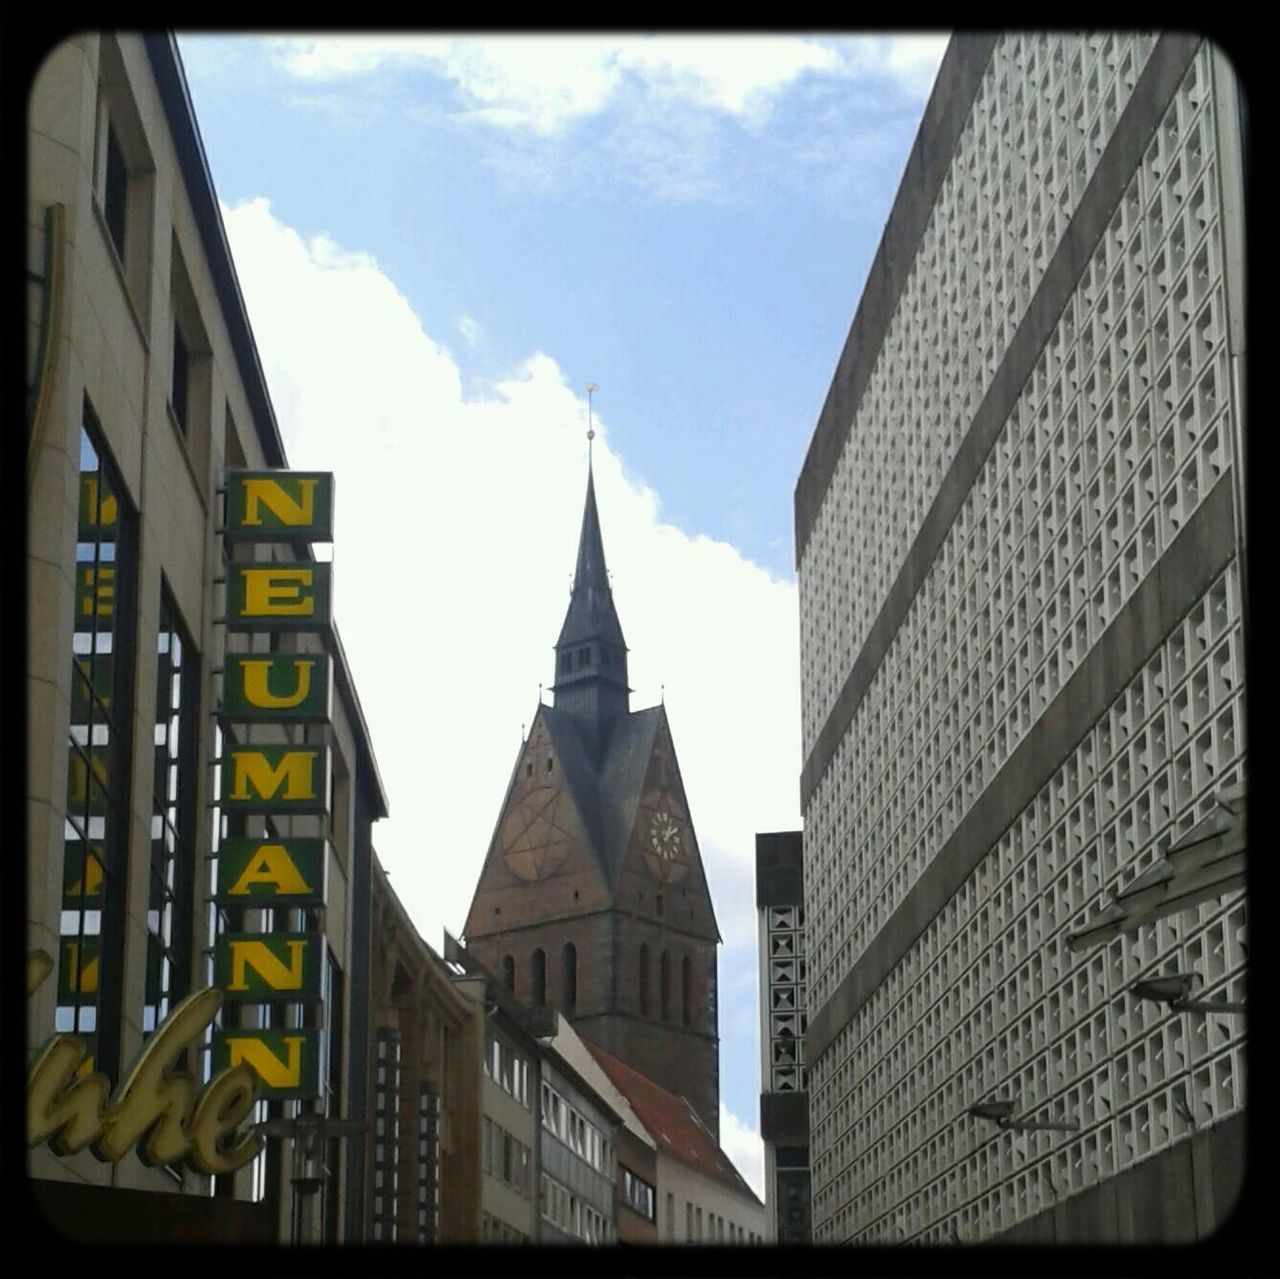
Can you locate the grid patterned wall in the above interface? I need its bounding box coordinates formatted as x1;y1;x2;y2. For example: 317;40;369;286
807;568;1245;1241
799;33;1159;756
764;905;808;1094
798;36;1245;1243
803;40;1236;1018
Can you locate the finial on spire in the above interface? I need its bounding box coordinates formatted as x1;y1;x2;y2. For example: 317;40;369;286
661;683;665;705
538;682;543;703
586;383;598;468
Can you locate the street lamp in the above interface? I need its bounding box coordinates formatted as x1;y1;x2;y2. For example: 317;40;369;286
966;1098;1079;1133
1131;971;1245;1016
259;1113;366;1241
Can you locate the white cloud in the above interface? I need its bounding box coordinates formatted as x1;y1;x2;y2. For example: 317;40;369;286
614;36;837;121
720;1102;766;1202
457;314;480;348
220;194;801;1041
881;34;950;99
266;33;943;132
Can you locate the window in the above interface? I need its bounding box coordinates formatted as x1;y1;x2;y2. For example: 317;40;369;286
622;1167;656;1221
171;321;189;432
667;1192;675;1240
562;942;577;1013
695;1206;703;1241
660;949;671;1021
102;121;127;259
373;1029;402;1241
686;1202;694;1241
93;36;154;321
502;954;515;991
418;1083;440;1242
532;948;546;1005
484;1118;531;1197
541;1081;607;1172
143;585;197;1038
485;1032;530;1107
541;1174;607;1243
61;408;136;1082
638;944;650;1016
682;955;693;1028
167;237;211;468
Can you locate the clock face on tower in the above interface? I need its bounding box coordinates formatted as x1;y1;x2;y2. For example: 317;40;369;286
643;808;688;883
499;786;573;882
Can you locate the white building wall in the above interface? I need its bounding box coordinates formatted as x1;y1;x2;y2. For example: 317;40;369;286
657;1155;766;1245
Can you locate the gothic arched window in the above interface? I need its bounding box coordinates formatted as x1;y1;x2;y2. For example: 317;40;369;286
660;949;671;1021
502;954;515;991
682;955;693;1027
532;948;546;1005
639;944;650;1015
563;942;577;1013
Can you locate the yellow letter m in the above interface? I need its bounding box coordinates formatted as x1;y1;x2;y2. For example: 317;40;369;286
229;750;318;803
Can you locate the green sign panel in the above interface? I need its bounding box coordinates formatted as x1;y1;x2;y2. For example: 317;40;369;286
217;838;327;905
223;654;331;723
211;1029;322;1100
226;562;332;632
221;745;329;815
214;933;323;1002
225;471;334;542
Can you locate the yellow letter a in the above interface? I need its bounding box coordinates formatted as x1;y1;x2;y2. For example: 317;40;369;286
227;843;313;897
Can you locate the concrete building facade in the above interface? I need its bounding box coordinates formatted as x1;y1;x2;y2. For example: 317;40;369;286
794;34;1247;1243
27;32;388;1244
755;830;811;1244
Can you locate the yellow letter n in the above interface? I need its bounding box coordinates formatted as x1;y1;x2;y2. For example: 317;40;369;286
226;940;307;993
242;477;316;528
223;1035;306;1090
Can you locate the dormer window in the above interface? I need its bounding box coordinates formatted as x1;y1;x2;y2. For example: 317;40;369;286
577;647;589;669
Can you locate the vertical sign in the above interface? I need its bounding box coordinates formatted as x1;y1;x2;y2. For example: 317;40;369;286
213;469;336;1101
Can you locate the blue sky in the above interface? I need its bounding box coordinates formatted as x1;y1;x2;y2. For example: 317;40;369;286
176;32;947;1194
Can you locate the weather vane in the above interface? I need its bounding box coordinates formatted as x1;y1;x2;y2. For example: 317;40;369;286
586;383;598;463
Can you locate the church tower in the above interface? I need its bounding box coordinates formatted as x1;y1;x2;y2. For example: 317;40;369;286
463;444;722;1139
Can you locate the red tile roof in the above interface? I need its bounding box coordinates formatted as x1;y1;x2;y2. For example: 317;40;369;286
582;1037;761;1206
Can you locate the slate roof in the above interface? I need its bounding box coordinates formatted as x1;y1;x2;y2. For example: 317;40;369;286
556;466;627;652
583;1038;762;1206
537;703;663;889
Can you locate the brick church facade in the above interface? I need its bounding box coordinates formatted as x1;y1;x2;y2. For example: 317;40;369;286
463;460;721;1139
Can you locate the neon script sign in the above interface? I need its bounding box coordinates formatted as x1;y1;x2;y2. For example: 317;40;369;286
27;952;264;1174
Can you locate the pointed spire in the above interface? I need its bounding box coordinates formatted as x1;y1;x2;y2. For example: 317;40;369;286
551;384;631;753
